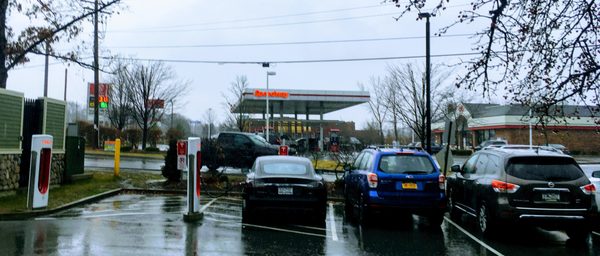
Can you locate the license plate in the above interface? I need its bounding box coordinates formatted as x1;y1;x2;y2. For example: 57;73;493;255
278;187;293;195
542;193;560;202
401;182;417;190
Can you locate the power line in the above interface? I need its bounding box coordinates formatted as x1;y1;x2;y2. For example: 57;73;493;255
114;3;395;31
108;12;403;33
102;52;481;65
106;33;475;49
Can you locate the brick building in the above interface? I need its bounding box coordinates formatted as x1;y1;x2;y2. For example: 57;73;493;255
433;103;600;154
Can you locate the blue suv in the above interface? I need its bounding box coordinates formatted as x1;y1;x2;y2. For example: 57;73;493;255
344;147;447;225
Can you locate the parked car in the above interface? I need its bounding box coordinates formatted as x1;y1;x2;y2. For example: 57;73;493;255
547;143;571;155
584;169;600;213
203;132;295;170
474;139;508;151
447;147;598;241
242;156;327;223
344;147;446;226
407;141;443;154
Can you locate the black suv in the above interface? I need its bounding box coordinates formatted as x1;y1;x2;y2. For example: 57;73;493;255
447;146;598;241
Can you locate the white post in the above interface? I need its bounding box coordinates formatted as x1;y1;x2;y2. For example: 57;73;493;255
529;108;533;149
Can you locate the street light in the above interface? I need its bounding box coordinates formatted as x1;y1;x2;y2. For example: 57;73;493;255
266;71;276;142
419;12;433;154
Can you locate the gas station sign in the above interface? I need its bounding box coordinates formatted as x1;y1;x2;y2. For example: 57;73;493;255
27;135;53;210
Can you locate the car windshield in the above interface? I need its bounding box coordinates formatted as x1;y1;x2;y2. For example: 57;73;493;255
261;162;310;175
378;155;435;174
506;157;584;181
249;134;268;145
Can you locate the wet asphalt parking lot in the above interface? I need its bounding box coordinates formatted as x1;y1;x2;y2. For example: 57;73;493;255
2;193;600;255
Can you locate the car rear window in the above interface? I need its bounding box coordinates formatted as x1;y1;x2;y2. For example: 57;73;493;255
261;162;309;175
506;157;584;181
378;155;435;174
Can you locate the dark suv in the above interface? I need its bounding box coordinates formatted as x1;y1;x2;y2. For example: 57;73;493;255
447;147;598;241
344;147;446;226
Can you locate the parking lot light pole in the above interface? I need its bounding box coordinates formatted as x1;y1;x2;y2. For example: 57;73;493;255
266;71;276;142
419;12;432;154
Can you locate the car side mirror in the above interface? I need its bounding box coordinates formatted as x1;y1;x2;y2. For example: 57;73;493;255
343;164;351;172
451;164;461;173
592;171;600;178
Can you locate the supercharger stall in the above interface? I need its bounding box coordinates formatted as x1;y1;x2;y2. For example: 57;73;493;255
27;135;53;210
183;137;203;222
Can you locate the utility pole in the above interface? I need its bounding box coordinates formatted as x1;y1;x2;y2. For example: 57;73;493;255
419;12;433;154
43;40;49;97
93;0;100;149
63;68;67;101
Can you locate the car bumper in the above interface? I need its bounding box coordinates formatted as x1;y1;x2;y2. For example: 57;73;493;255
494;204;599;229
366;191;446;212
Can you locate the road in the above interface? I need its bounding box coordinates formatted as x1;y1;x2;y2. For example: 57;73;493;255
1;194;600;255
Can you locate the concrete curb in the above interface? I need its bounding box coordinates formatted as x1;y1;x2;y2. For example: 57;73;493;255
0;188;122;221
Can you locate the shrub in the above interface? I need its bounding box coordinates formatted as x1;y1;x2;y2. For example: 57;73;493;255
120;146;133;152
161;140;180;182
144;147;160;152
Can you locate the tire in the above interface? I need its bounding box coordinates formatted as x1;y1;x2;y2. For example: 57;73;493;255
428;213;444;226
242;198;254;224
357;193;370;226
566;229;590;243
447;188;461;220
477;202;496;236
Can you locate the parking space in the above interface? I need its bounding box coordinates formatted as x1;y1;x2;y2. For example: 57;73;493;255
2;194;600;255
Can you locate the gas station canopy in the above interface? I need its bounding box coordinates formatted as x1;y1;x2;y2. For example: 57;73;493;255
232;88;370;115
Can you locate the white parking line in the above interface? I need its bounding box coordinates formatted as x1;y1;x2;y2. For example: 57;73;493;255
444;217;504;256
328;203;339;241
593;231;600;237
243;223;330;239
200;198;218;213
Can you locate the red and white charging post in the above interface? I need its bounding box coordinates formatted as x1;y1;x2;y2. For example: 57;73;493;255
27;135;53;210
183;137;203;222
177;140;188;180
279;145;289;155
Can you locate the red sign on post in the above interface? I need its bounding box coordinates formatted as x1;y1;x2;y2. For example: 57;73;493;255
279;145;289;156
177;140;187;170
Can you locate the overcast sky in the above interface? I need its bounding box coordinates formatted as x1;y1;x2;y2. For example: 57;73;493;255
8;0;488;129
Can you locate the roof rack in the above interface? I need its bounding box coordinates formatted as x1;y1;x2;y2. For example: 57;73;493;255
366;144;425;152
485;144;563;154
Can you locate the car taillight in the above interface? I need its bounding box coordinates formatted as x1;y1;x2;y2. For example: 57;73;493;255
491;180;520;193
438;174;445;190
580;184;596;195
367;173;378;188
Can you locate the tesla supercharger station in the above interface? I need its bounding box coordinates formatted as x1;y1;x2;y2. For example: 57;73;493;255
279;145;289;155
27;135;53;210
177;140;188;181
183;137;203;222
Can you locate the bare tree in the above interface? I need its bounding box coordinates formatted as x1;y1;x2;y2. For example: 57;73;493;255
222;75;250;132
0;0;122;88
359;77;388;144
108;60;132;136
117;61;188;149
204;108;217;139
385;63;450;145
389;0;600;119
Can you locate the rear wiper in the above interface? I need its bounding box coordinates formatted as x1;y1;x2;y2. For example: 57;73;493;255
402;171;429;174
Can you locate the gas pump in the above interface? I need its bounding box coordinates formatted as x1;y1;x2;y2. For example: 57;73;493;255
27;135;53;210
183;137;203;222
329;128;340;152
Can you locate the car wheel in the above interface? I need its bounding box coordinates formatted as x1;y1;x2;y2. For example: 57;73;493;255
428;212;444;226
242;198;254;224
566;229;589;243
447;188;461;220
477;202;495;236
357;193;370;225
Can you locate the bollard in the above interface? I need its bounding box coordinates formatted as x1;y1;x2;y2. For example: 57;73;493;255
183;137;203;222
114;139;121;177
27;135;53;210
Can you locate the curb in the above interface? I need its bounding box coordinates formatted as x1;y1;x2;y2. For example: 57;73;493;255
0;188;122;221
